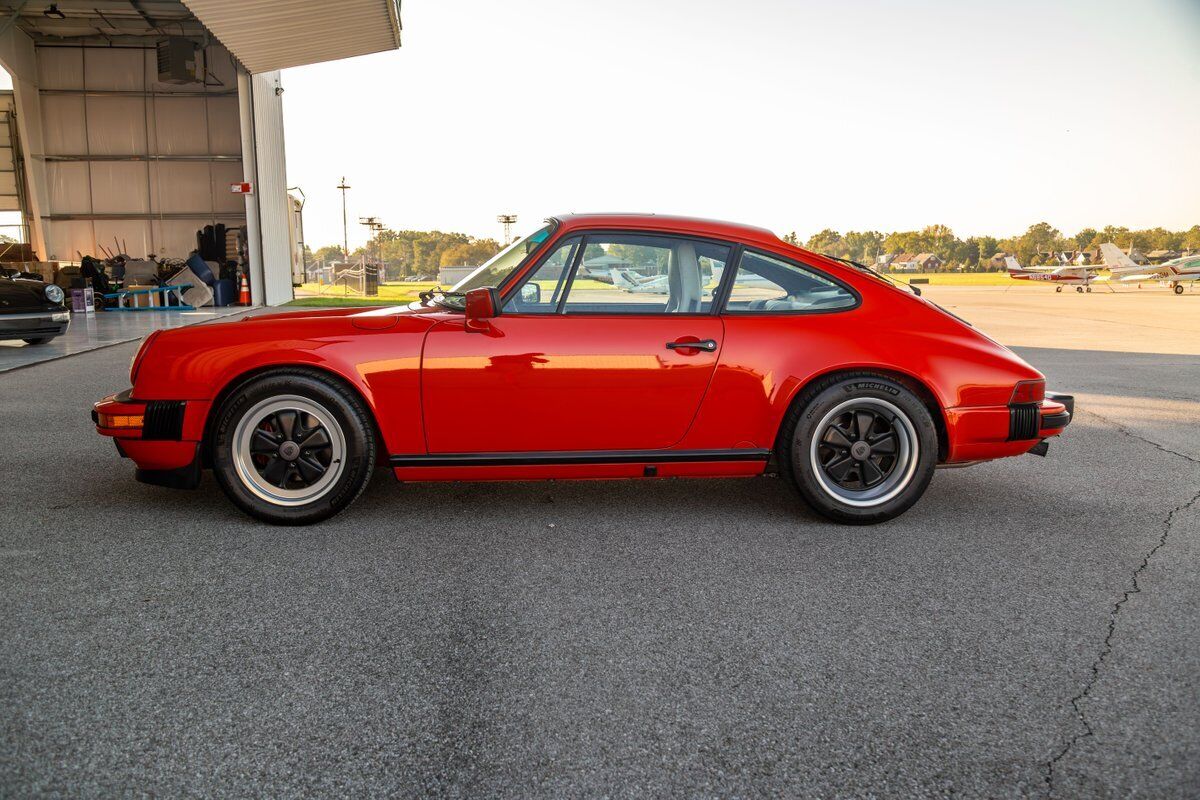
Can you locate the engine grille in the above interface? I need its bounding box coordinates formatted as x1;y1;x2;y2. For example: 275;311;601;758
142;401;186;440
1008;403;1040;440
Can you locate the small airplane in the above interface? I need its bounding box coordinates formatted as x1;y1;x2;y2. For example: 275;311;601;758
609;268;669;294
1104;244;1200;295
1005;256;1104;292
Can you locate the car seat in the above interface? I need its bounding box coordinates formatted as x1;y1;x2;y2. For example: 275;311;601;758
665;241;703;313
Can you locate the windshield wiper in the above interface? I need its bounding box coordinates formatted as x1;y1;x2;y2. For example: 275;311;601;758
418;289;466;308
824;255;922;296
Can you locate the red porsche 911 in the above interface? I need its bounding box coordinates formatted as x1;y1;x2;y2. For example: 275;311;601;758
93;214;1072;525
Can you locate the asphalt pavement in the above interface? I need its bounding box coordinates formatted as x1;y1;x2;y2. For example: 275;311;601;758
2;289;1198;798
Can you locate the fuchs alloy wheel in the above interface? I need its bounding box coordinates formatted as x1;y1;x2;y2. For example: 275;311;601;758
780;374;938;524
211;371;376;525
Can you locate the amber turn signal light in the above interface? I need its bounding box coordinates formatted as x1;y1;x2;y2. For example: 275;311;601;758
98;413;144;429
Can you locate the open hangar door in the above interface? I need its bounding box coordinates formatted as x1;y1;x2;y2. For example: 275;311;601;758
34;42;246;270
0;0;399;315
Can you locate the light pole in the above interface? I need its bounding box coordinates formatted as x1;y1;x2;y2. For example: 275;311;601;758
497;214;517;246
337;177;351;263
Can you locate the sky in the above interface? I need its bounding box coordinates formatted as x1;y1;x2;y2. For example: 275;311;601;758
21;0;1199;252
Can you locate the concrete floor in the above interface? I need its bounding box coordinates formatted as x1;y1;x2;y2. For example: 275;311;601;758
0;306;248;373
1;288;1198;798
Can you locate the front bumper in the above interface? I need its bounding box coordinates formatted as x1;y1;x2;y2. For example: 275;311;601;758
92;390;211;489
944;391;1074;463
0;309;70;340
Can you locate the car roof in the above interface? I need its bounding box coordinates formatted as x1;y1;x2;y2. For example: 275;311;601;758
550;213;782;248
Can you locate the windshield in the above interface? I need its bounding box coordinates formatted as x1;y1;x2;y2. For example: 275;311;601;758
422;224;554;309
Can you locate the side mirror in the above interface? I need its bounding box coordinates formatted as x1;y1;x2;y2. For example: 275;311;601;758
520;282;542;305
464;287;501;332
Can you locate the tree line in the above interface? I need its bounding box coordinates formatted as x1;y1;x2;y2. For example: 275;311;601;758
785;223;1200;270
308;221;1200;279
309;229;502;280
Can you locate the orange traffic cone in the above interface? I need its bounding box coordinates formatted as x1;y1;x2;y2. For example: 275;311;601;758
238;273;251;305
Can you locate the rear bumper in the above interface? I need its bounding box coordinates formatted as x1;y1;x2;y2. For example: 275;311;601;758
0;309;70;340
93;391;209;489
945;391;1074;463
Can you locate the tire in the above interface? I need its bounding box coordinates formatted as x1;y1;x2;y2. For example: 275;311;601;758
210;370;376;525
1055;286;1062;293
1175;284;1184;295
779;373;938;525
23;337;52;345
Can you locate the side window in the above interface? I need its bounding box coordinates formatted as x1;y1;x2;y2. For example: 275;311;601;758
723;251;857;313
562;234;730;314
503;238;580;314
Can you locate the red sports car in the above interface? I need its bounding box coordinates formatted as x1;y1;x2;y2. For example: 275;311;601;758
93;214;1072;525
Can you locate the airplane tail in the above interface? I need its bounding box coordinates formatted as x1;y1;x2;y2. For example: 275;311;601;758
1099;242;1142;274
1005;256;1028;275
609;268;636;289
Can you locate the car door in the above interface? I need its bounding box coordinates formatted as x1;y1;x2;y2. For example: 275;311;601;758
420;232;732;454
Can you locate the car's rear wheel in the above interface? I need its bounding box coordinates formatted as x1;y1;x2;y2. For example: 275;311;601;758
23;337;52;345
211;370;376;525
780;373;938;524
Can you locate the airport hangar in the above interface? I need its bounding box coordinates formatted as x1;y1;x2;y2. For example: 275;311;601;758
0;0;401;308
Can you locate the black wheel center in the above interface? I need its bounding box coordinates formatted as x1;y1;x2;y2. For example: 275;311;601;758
816;405;906;492
278;441;300;460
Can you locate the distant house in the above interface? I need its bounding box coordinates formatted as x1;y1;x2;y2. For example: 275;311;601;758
1127;247;1149;265
988;252;1010;269
912;253;944;271
889;253;919;272
1146;249;1180;264
438;265;477;284
1048;250;1080;265
875;253;897;270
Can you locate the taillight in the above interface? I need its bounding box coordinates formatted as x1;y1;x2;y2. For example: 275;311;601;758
1010;379;1045;404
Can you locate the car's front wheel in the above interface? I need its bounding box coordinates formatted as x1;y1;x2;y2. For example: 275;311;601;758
780;374;938;524
210;370;376;525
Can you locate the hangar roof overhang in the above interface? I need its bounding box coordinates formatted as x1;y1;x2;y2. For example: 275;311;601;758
1;0;401;73
181;0;401;73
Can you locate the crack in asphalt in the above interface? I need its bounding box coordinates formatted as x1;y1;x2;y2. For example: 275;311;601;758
1079;408;1200;467
1043;410;1200;796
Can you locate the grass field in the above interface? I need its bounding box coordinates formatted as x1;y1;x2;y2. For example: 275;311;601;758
290;278;620;307
290;282;438;307
889;272;1013;286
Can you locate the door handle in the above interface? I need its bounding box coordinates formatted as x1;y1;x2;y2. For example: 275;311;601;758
666;338;717;352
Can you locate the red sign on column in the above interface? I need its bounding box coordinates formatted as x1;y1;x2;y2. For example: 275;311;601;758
230;182;253;194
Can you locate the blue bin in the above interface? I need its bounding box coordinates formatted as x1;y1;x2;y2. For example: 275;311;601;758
186;252;216;286
211;278;236;306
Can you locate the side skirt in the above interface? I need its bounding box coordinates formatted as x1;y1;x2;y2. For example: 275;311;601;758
388;448;771;483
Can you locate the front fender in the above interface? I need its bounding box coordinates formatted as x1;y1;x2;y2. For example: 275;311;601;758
131;314;436;456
